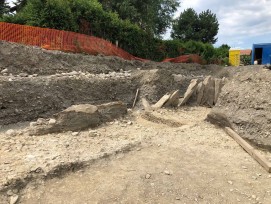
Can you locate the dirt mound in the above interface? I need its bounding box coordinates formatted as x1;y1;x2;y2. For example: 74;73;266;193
0;41;231;126
209;66;271;151
0;41;226;76
0;41;141;75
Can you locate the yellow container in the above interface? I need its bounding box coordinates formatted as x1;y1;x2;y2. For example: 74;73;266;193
229;50;241;66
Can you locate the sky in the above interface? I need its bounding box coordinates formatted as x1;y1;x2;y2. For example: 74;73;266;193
6;0;271;49
167;0;271;49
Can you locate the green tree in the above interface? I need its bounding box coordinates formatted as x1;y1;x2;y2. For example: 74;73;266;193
98;0;180;36
9;0;28;12
0;0;10;17
171;8;219;44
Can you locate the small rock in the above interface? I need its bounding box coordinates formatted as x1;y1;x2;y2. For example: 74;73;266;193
12;189;19;194
251;195;256;199
10;195;19;204
19;73;28;77
48;118;56;125
6;129;16;136
230;189;234;192
36;118;46;125
127;121;132;125
8;78;13;82
1;68;8;73
228;180;233;185
72;132;79;136
30;122;38;127
176;197;180;200
6;190;13;196
145;174;151;179
242;166;247;169
164;170;171;175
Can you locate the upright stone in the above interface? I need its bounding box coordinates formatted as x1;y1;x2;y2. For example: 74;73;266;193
142;98;152;111
179;79;199;106
200;76;215;107
164;90;180;107
196;82;204;105
214;78;223;104
152;93;171;109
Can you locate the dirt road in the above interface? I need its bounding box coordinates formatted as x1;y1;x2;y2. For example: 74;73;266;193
2;107;269;204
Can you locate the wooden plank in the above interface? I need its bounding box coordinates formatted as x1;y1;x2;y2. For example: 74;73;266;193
224;127;271;173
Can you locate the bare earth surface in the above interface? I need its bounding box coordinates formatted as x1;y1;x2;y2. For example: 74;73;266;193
1;107;271;204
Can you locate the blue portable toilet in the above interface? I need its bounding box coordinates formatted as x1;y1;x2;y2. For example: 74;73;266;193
251;43;271;65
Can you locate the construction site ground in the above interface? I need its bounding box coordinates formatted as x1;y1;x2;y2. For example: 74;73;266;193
1;41;271;204
1;107;271;204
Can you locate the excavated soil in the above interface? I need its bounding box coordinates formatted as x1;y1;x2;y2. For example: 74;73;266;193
1;41;271;204
0;41;227;126
211;66;271;151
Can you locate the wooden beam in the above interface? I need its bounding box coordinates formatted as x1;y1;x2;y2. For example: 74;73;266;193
224;127;271;173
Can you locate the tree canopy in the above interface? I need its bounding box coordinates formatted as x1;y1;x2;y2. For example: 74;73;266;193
98;0;180;37
0;0;227;64
0;0;10;17
171;8;219;44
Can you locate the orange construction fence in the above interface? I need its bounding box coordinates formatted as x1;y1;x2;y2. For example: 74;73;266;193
0;22;144;61
0;22;202;64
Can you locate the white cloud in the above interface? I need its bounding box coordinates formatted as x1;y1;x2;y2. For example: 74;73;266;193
175;0;271;48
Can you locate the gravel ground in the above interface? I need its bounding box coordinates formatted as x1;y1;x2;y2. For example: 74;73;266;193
1;107;271;204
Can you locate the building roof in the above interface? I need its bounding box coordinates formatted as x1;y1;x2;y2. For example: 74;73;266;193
240;49;252;56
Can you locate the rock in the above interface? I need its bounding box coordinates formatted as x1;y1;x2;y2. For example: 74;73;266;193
97;101;127;122
179;79;199;106
1;68;8;73
214;78;223;104
228;180;233;185
30;104;101;135
127;121;132;125
200;76;215;107
164;170;171;175
48;118;56;125
164;90;180;107
6;190;13;196
152;93;171;109
30;102;127;135
72;132;79;136
30;122;38;127
196;82;204;105
142;98;152;111
53;104;101;130
145;174;151;179
6;129;16;136
36;118;47;125
10;195;19;204
19;73;28;77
